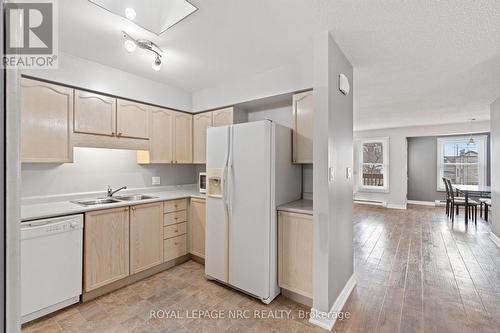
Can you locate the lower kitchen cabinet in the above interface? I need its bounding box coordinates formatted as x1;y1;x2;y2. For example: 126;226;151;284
278;210;313;298
163;234;187;262
163;199;188;262
84;207;130;292
130;202;163;274
190;198;206;258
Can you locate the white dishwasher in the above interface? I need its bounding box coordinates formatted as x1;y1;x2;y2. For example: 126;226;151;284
21;214;83;323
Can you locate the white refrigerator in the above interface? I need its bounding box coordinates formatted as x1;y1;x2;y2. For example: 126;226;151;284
205;120;301;303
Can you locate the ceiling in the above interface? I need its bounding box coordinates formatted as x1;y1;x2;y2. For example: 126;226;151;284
60;0;500;130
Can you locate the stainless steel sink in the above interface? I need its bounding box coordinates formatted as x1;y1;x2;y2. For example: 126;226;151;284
71;198;121;206
114;194;158;201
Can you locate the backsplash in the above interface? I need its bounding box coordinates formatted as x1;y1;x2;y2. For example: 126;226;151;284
21;147;197;198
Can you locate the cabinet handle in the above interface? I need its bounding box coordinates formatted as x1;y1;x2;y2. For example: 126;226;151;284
131;207;135;211
174;242;178;245
174;229;178;233
118;132;122;136
111;132;116;136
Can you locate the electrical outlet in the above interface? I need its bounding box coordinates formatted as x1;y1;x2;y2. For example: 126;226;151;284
152;176;161;185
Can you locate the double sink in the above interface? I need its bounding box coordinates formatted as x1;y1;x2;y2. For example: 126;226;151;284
72;194;158;206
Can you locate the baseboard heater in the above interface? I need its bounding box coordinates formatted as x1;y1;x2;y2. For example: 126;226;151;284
353;199;387;207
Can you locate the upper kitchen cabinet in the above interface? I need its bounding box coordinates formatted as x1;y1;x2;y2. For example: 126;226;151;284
21;78;74;163
147;108;174;163
74;90;116;136
212;107;234;127
192;107;247;164
174;113;193;163
193;112;213;164
116;99;150;139
292;91;314;164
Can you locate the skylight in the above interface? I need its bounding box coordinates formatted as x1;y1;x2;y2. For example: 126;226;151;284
89;0;198;35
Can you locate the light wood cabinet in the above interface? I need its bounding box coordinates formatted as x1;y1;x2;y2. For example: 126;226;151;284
292;91;314;164
189;198;206;258
130;203;163;274
164;235;187;262
163;199;188;262
117;99;150;139
193;112;213;164
74;90;116;136
278;211;313;298
148;108;174;163
21;78;74;163
84;207;130;292
174;113;193;163
212;107;234;127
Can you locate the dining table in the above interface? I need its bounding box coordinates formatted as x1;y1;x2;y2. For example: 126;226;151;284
451;184;491;224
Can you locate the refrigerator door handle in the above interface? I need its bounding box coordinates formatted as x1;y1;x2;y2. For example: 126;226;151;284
222;126;230;216
227;126;234;218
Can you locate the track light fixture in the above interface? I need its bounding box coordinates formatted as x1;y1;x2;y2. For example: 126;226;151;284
122;31;164;71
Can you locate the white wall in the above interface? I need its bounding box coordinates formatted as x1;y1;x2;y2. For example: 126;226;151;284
312;31;354;320
21;147;196;198
191;47;313;112
354;121;490;208
490;98;500;239
22;52;192;111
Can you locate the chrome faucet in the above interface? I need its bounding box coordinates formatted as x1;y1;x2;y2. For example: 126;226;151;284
107;185;127;197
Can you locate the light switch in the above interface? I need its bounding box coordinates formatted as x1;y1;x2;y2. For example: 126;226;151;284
152;176;161;185
346;167;352;179
328;167;335;183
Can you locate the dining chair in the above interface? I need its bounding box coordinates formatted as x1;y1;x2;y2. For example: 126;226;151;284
443;178;451;217
480;198;491;221
447;179;478;225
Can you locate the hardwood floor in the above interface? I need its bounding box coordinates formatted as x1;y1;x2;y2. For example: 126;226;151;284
22;204;500;333
335;204;500;333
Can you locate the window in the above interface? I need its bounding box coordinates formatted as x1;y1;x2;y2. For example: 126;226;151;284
436;135;487;191
358;138;389;192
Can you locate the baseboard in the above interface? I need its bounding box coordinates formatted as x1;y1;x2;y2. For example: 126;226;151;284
490;232;500;249
407;200;436;206
309;273;356;330
353;200;386;207
386;203;407;210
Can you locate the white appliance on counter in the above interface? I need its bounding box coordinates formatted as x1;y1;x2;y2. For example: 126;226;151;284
21;214;83;323
205;120;301;303
199;172;207;193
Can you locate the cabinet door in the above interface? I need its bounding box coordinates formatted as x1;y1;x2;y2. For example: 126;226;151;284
212;107;233;127
21;78;73;163
116;99;150;139
74;90;116;136
292;91;313;164
173;112;193;163
84;207;129;292
149;108;174;163
190;198;206;258
193;113;212;164
278;211;313;297
130;203;163;274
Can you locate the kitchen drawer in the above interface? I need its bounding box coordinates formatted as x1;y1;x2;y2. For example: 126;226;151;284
163;222;187;239
163;210;187;226
163;234;187;262
163;199;187;213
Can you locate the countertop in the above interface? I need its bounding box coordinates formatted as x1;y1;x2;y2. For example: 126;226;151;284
277;199;313;215
21;186;205;222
